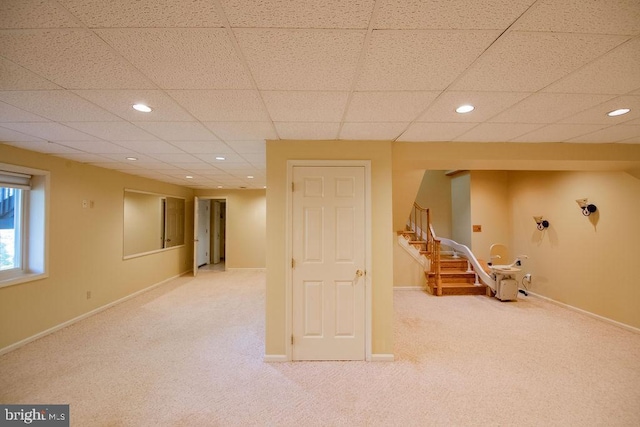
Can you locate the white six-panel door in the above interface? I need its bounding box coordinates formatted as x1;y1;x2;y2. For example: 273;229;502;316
292;166;366;361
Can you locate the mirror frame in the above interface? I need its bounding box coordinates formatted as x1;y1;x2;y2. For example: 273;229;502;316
123;189;186;259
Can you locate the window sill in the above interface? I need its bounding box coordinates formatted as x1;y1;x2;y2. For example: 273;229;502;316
0;272;48;289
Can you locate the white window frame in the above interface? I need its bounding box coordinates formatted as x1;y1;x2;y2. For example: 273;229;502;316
0;163;49;288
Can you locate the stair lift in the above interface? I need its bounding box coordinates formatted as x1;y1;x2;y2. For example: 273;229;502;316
488;244;528;301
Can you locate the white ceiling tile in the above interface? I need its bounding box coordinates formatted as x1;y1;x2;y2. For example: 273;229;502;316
543;38;640;95
58;0;223;28
149;153;202;163
54;153;112;163
455;123;543;142
168;90;270;121
1;140;80;154
169;141;234;154
339;122;408;140
171;162;218;170
262;91;348;122
96;29;253;89
0;58;61;90
565;125;640;143
511;124;610;143
451;32;629;92
375;0;536;30
559;95;640;125
418;91;531;122
0;126;46;142
213;161;252;170
99;153;161;163
221;0;374;29
135;122;219;141
114;140;186;154
73;90;196;122
489;93;617;123
1;122;100;141
63;122;159;140
0;0;81;29
203;122;277;140
345;91;439;122
235;29;365;90
623;117;640;125
0;29;155;89
0;101;48;122
240;153;266;163
398;122;477;142
274;122;340;140
225;140;265;153
357;30;500;91
513;0;640;35
195;153;245;163
0;91;119;122
56;140;132;154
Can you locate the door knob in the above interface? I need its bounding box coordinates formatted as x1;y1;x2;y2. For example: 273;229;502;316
355;269;364;277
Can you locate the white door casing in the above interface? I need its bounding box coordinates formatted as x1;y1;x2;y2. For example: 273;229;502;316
291;165;367;361
197;199;211;267
193;196;199;277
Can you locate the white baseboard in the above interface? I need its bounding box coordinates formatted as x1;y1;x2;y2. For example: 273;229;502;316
371;353;395;362
394;286;425;291
528;291;640;334
0;272;188;356
226;268;266;272
264;354;288;362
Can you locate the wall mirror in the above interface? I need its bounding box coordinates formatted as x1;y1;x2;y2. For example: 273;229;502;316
123;189;185;258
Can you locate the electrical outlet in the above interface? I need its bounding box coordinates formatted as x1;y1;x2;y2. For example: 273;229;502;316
86;291;91;299
524;273;532;282
82;200;88;208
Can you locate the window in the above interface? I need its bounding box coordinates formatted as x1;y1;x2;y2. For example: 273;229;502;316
0;185;23;272
0;164;48;287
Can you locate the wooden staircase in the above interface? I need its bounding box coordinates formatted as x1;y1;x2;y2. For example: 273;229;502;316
401;203;490;297
426;255;487;296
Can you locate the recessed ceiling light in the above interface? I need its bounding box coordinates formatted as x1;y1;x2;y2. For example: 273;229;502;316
607;108;630;117
132;103;152;113
185;175;193;179
263;186;267;189
217;185;223;189
125;157;138;161
247;175;254;179
215;156;225;161
456;104;475;114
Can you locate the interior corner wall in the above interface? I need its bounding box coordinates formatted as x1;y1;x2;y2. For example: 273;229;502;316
470;171;510;261
507;170;640;329
414;170;452;239
194;189;266;269
266;140;394;357
0;144;194;351
451;172;471;248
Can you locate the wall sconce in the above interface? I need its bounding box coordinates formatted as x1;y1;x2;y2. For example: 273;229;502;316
576;198;597;216
533;216;550;230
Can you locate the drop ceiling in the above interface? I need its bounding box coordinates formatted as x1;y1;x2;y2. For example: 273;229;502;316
1;0;639;189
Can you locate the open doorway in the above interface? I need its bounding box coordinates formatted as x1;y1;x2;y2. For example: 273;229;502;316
195;198;226;272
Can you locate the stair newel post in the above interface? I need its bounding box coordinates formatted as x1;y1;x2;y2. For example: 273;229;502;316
434;239;442;296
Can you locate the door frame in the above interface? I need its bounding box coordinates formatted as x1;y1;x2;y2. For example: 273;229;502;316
193;196;228;276
285;160;372;361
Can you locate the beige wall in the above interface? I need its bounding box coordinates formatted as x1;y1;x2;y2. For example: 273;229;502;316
0;144;193;350
414;170;452;238
451;172;471;247
266;140;394;357
470;171;510;260
393;235;427;288
194;189;266;269
507;170;640;328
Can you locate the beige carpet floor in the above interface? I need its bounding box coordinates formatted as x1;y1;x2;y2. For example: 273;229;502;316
1;269;639;426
